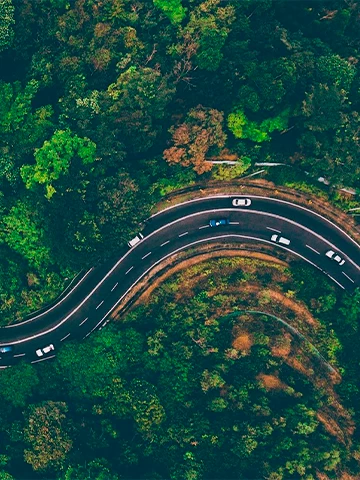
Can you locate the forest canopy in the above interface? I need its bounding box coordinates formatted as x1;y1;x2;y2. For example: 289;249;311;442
0;0;360;322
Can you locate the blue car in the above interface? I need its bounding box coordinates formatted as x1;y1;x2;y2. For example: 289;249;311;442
0;346;13;354
209;218;230;227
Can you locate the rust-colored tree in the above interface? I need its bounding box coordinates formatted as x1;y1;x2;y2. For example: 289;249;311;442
163;106;226;174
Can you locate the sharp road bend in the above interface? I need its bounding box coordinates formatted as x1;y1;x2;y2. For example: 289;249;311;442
1;195;359;367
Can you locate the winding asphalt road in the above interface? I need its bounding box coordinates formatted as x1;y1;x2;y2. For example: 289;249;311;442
0;195;359;367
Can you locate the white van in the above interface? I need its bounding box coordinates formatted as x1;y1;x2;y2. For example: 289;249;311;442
128;233;144;248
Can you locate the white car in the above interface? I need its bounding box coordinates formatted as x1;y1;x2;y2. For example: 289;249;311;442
325;250;345;266
128;233;144;248
270;234;290;246
36;344;55;357
232;198;252;207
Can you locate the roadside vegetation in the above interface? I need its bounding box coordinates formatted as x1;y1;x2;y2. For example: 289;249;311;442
0;0;360;321
1;1;360;478
0;257;359;479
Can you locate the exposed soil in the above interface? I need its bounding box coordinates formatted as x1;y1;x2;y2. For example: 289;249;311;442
256;373;288;391
232;332;253;352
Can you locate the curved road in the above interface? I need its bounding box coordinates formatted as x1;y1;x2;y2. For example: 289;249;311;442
0;195;359;367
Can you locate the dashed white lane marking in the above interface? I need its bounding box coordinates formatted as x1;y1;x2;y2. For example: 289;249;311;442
342;271;355;283
79;317;88;326
161;240;170;247
142;252;152;260
111;282;118;291
266;226;281;233
229;221;239;225
14;353;25;357
85;233;346;339
179;231;189;237
199;225;209;229
5;267;94;329
125;266;133;275
96;300;104;310
31;355;56;364
61;333;71;342
306;244;320;255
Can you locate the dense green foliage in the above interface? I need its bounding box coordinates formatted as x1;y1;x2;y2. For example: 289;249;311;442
1;2;360;477
0;258;358;479
0;0;359;321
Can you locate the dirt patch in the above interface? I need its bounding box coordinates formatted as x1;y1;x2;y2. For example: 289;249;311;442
317;410;347;445
232;332;253;352
271;332;292;357
257;373;288;391
268;290;318;327
208;149;238;162
223;283;320;331
112;246;289;318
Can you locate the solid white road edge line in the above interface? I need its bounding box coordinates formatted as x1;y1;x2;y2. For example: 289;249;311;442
5;267;94;329
1;208;353;346
306;245;320;255
150;194;360;252
85;233;346;337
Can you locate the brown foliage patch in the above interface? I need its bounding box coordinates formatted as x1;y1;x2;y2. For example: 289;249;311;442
256;373;288;391
232;332;253;352
271;332;292;357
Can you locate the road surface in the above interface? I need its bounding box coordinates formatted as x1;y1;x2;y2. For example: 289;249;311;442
0;195;359;366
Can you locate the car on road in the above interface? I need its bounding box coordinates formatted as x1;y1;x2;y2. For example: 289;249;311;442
36;344;55;357
209;218;230;227
325;250;345;266
232;198;252;207
0;346;13;354
128;233;144;248
270;234;290;246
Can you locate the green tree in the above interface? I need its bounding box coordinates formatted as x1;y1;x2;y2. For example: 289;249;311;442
3;200;53;270
23;401;72;472
0;363;39;408
181;0;235;72
0;80;53;186
0;0;14;51
21;129;96;200
106;66;175;152
301;84;344;132
130;379;166;439
227;108;290;143
61;458;120;480
153;0;186;24
316;55;356;93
